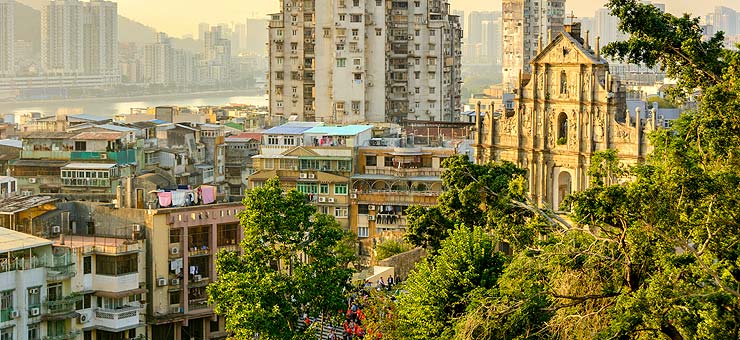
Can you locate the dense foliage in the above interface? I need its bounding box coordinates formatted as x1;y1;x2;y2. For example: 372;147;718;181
207;178;355;340
375;239;414;261
382;1;740;339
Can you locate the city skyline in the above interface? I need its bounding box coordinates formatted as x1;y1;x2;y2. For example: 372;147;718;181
111;0;740;37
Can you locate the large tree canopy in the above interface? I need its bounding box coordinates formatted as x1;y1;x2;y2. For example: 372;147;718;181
384;1;740;339
207;178;355;340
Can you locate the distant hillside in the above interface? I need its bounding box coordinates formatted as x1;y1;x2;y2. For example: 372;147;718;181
14;2;41;52
14;0;195;49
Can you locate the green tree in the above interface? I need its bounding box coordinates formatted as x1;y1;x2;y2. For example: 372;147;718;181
405;155;535;253
207;178;355;340
395;226;507;340
375;239;414;261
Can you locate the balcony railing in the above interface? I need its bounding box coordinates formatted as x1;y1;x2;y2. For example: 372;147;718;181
364;166;443;178
189;298;210;310
95;306;140;330
45;294;83;315
20;150;71;160
43;330;81;340
46;258;76;281
70;149;136;165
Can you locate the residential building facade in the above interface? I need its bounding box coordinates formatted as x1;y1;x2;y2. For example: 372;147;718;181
268;0;462;123
42;0;85;75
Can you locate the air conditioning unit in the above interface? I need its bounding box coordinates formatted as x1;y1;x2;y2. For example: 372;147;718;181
79;312;90;324
328;198;335;203
100;153;108;159
353;36;359;40
368;82;373;87
351;193;358;199
409;108;415;112
170;247;179;255
298;65;303;69
308;173;315;179
133;224;142;232
157;278;167;287
171;306;183;314
30;308;40;316
318;197;326;203
171;278;180;286
194;274;203;282
29;288;39;295
367;215;375;221
51;225;61;233
368;205;376;210
355;65;362;70
408;35;414;40
10;310;19;318
300;173;308;179
28;178;37;184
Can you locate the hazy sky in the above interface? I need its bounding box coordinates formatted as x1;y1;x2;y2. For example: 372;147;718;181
116;0;740;38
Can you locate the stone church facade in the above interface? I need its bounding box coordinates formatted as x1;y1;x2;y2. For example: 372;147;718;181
474;24;660;209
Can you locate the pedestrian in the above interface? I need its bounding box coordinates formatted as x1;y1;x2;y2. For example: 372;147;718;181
387;276;393;289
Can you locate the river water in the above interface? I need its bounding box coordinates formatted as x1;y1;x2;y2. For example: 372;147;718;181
0;91;269;118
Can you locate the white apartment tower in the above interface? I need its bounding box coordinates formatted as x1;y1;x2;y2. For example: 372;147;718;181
42;0;85;75
502;0;565;91
202;26;232;83
0;0;13;77
83;0;118;76
268;0;462;123
144;32;174;85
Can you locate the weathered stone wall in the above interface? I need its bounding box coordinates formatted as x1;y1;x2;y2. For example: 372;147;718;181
378;247;428;281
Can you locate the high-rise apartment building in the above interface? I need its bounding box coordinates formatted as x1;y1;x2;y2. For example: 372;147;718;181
502;0;565;91
42;0;85;75
83;0;118;76
707;6;738;36
42;0;118;77
201;26;232;83
268;0;462;123
0;0;13;77
144;32;174;85
594;8;627;46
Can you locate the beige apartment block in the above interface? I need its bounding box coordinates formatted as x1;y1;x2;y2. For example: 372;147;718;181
268;0;462;124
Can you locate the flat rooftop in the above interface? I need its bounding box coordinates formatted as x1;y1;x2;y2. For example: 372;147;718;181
0;195;58;215
0;227;52;252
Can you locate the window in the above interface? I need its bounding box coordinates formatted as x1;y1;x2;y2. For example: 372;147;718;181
352;29;359;36
358;204;369;214
336;102;345;110
338;160;351;171
351;101;361;110
169;291;181;305
1;327;12;340
358;226;369;238
334;183;348;195
28;324;39;340
285;136;296;145
414;1;420;7
354;73;362;81
353;0;359;6
414;71;420;79
323;28;331;37
276;71;284;80
334;207;348;218
557;112;568;143
430;29;436;36
170;229;181;244
27;287;40;309
217;224;238;246
351;14;362;23
384;156;394;167
376;0;382;5
375;28;382;36
267;135;279;145
0;291;12;318
276;57;283;65
96;254;138;276
414;87;420;94
353;58;361;66
83;256;91;274
337;58;346;67
75;294;91;310
365;155;377;166
339;14;346;21
74;141;86;151
320;184;329;194
415;29;420;36
47;320;65;338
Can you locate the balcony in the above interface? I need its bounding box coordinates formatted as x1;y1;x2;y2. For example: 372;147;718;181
188;298;210;311
46;258;76;281
364;166;443;178
43;330;81;340
45;294;83;316
95;306;141;331
71;149;136;165
20;150;71;160
92;273;140;293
